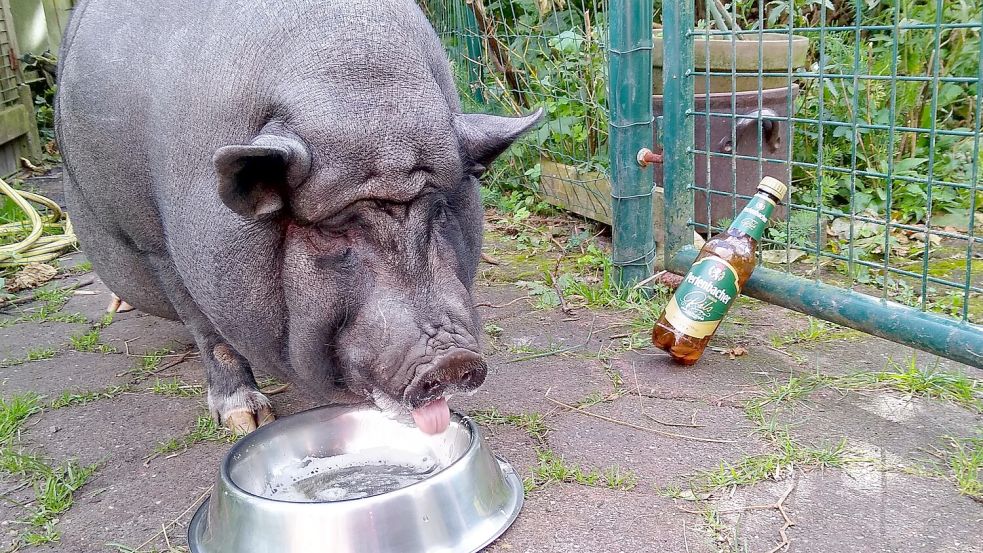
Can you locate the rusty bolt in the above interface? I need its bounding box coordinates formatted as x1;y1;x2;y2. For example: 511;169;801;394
636;148;663;167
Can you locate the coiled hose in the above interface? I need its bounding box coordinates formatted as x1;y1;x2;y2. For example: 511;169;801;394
0;177;77;267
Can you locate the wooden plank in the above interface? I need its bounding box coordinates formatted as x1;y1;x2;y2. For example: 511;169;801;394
537;156;666;250
0;102;30;145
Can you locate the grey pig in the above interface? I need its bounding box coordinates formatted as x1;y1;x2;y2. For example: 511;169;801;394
55;0;542;434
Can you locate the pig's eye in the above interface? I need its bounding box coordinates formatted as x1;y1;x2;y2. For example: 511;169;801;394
317;211;358;236
433;201;449;227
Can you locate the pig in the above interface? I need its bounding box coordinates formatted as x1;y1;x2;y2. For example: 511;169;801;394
55;0;541;434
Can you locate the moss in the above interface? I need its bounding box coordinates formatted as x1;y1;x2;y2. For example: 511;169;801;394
900;256;983;279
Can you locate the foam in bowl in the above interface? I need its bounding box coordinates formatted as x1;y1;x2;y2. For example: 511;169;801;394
264;446;442;502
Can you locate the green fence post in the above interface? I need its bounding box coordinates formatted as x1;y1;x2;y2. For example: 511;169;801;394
660;0;694;265
608;0;655;286
461;2;484;105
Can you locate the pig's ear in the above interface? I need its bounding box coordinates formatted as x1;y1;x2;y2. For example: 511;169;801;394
213;134;312;219
454;108;544;172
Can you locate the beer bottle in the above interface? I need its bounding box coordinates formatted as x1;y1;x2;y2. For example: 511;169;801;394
652;176;788;365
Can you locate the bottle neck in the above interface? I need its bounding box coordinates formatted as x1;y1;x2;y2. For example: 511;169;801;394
726;191;781;242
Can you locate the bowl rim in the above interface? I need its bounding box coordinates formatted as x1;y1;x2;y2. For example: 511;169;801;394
188;455;525;553
219;405;477;504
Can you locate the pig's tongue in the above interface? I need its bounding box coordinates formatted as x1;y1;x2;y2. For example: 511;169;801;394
411;397;450;435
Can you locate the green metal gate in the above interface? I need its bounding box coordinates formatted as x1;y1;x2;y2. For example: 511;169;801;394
423;0;983;368
660;0;982;367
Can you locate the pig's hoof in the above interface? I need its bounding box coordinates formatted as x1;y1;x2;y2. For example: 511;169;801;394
225;405;275;434
106;293;134;313
210;388;275;435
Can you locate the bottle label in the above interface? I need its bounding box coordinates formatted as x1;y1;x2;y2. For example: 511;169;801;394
663;256;741;339
727;194;776;241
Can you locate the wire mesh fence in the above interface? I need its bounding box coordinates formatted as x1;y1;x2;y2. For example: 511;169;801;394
423;0;982;353
422;0;615;226
679;0;982;326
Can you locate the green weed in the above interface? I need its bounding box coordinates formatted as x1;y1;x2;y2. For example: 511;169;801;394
0;393;42;444
26;347;56;362
50;385;131;409
65;260;93;275
483;323;504;338
120;347;172;379
524;449;637;493
154;415;234;455
692;436;847;493
469;408;549;442
942;435;982;501
151;377;204;398
0;393;99;547
28;459;99;526
70;328;116;353
769;317;862;349
33;287;74;311
751;357;983;413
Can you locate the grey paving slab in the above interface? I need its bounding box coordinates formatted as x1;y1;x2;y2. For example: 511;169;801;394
711;469;983;553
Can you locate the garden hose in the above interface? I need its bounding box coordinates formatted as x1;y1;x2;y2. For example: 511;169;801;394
0;177;77;267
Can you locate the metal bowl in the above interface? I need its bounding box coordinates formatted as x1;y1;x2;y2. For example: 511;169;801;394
188;405;523;553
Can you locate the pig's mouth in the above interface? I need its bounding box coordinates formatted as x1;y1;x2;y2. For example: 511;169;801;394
367;389;453;435
410;397;451;434
365;348;487;435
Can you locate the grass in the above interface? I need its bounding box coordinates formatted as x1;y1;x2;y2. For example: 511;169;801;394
63;260;93;275
152;377;204;398
50;385;132;409
154;415;234;455
27;347;57;361
1;347;59;368
494;238;669;351
739;361;982;502
770;317;863;349
33;287;74;311
123;347;172;379
939;435;982;501
0;393;42;444
701;508;741;553
468;408;549;442
523;448;637;493
0;392;99;546
483;323;504;338
753;356;983;413
573;390;616;408
23;309;88;325
8;284;89;325
26;459;100;535
70;328;116;353
672;386;854;496
693;436;848;493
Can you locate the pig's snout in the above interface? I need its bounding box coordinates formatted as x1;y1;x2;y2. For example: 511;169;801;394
404;349;486;407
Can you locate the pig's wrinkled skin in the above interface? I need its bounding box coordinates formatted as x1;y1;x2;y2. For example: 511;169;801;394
55;0;541;433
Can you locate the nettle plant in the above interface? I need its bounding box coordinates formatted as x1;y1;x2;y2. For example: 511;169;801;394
453;0;610;173
527;21;608;171
789;0;982;226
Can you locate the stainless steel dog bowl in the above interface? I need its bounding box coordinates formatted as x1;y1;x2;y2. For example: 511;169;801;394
187;405;523;553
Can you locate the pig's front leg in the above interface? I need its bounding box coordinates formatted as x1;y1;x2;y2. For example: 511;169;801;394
148;261;276;434
205;342;276;434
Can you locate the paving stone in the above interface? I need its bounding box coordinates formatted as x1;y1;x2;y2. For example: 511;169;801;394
99;313;193;356
711;469;983;553
0;350;133;398
546;394;768;490
0;321;88;361
488;484;714;552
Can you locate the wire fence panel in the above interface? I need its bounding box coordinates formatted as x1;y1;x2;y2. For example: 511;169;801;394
423;0;983;365
422;0;617;228
666;0;983;339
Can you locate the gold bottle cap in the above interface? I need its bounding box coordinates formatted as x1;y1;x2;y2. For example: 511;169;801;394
757;177;788;201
